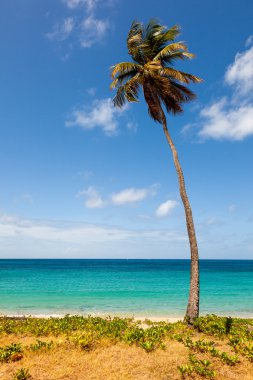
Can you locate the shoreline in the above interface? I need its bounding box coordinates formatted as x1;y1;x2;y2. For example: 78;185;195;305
0;313;183;323
1;312;252;322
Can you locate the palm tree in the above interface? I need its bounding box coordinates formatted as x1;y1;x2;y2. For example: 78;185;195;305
110;20;202;323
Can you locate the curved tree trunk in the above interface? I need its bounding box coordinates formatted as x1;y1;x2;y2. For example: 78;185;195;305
162;119;199;323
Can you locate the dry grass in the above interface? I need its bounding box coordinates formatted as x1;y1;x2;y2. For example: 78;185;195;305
0;315;253;380
0;334;252;380
0;336;187;380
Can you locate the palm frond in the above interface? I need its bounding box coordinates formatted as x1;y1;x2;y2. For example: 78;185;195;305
113;76;140;107
170;81;196;102
161;67;203;83
153;24;181;46
113;86;127;108
161;51;195;65
143;79;165;123
111;62;141;79
127;21;144;64
141;23;181;61
147;73;184;114
145;19;166;39
153;42;188;61
110;70;138;89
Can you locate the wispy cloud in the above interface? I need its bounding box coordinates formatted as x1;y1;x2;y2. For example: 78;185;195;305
228;204;236;213
14;193;34;205
64;0;97;11
202;216;222;226
48;0;111;49
155;200;178;218
80;15;109;47
188;38;253;141
0;212;187;258
66;98;127;135
1;211;252;259
46;17;74;42
126;122;138;133
77;186;105;208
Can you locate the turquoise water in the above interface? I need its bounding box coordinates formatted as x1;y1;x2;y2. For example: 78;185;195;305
0;260;252;318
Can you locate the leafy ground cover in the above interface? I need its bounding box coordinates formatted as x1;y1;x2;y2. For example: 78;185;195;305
0;315;252;379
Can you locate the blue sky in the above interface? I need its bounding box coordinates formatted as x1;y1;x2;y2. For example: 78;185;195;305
0;0;253;259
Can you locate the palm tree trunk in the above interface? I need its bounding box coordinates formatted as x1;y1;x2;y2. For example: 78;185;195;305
162;119;199;324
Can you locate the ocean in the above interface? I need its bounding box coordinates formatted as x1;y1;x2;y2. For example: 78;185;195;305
0;259;252;318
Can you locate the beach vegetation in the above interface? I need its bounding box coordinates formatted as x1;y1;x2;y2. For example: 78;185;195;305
110;20;202;323
188;353;216;378
0;315;252;379
12;368;32;380
0;342;23;362
29;339;53;352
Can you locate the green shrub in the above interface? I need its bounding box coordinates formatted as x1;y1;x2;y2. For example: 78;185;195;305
72;332;96;351
29;339;53;352
0;343;23;362
177;364;194;377
12;368;32;380
189;354;216;378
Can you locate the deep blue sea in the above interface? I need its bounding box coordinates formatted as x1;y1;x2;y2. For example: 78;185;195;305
0;260;252;318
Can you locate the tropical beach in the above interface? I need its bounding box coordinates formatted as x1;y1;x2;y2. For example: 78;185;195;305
0;260;253;379
1;0;253;379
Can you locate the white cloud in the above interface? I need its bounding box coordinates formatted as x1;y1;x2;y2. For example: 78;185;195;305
66;98;127;135
64;0;97;11
225;45;253;97
112;188;148;205
46;17;74;42
155;200;178;218
111;185;158;205
194;39;253;141
0;212;18;223
245;35;253;47
48;0;110;49
80;15;109;48
0;212;187;258
77;183;159;208
198;98;253;141
77;186;105;208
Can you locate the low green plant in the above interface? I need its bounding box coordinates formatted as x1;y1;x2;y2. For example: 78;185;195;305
177;364;194;378
193;315;229;337
29;339;53;352
139;340;156;352
183;336;239;366
229;337;253;362
189;354;216;378
72;332;96;351
12;368;32;380
178;354;216;379
0;343;23;362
